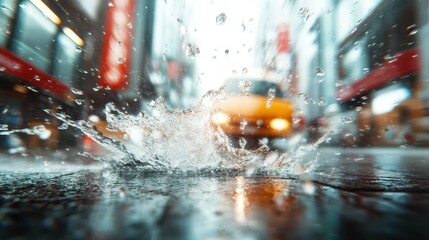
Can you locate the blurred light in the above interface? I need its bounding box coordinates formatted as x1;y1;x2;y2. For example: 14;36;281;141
212;112;230;125
372;88;410;115
14;85;28;94
234;176;248;223
63;27;84;47
270;118;290;131
29;0;61;25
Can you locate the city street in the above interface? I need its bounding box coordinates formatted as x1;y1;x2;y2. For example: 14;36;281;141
1;147;429;239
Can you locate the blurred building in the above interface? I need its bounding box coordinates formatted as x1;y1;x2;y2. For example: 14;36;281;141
150;0;199;109
255;0;429;146
0;0;157;151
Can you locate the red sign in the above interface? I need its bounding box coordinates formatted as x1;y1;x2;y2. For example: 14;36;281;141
99;0;135;90
337;48;421;102
277;23;290;53
0;47;69;97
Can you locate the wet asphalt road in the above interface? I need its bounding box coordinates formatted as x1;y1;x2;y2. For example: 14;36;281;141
1;147;429;240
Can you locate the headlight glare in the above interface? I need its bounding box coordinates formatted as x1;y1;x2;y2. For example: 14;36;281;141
270;118;290;131
212;112;230;125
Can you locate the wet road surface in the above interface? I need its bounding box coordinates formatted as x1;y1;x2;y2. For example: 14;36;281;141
1;147;429;239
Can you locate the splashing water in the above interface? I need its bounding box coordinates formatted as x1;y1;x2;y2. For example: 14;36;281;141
3;87;333;175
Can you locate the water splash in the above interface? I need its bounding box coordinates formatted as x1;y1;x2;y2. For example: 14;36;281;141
34;87;332;175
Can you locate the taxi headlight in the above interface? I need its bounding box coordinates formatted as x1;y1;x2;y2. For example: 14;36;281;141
269;118;290;131
212;112;230;125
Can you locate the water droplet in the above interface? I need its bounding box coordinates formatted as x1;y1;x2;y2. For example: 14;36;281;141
408;29;418;36
58;123;68;130
34;75;40;81
93;85;102;92
117;57;125;64
71;87;83;95
240;119;248;131
239;137;247;149
127;22;133;29
186;43;200;58
318;97;327;106
316;67;325;77
303;97;310;104
335;80;343;87
355;106;362;112
26;86;38;92
75;99;84;105
298;7;312;22
117;41;122;46
342;117;353;124
32;125;46;135
216;13;227;25
239;80;252;96
266;88;276;108
407;24;417;30
0;67;5;72
242;68;248;74
75;47;82;53
0;124;8;131
108;2;114;7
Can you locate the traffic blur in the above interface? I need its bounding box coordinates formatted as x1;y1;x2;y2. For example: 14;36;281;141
0;0;429;154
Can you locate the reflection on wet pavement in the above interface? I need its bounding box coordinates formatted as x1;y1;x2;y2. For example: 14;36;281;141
1;147;429;240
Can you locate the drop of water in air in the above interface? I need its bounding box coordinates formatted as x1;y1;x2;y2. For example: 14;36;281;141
26;86;38;92
318;97;327;106
239;80;252;96
408;29;418;36
70;87;83;95
316;67;325;77
266;88;276;108
239;137;247;149
93;85;102;92
335;80;343;87
240;119;248;131
216;13;227;25
186;43;200;58
342;117;353;124
58;123;68;130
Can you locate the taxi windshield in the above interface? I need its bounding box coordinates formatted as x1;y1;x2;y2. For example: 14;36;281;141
225;79;283;97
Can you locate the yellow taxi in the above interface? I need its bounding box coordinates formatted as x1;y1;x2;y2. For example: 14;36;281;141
211;74;301;148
